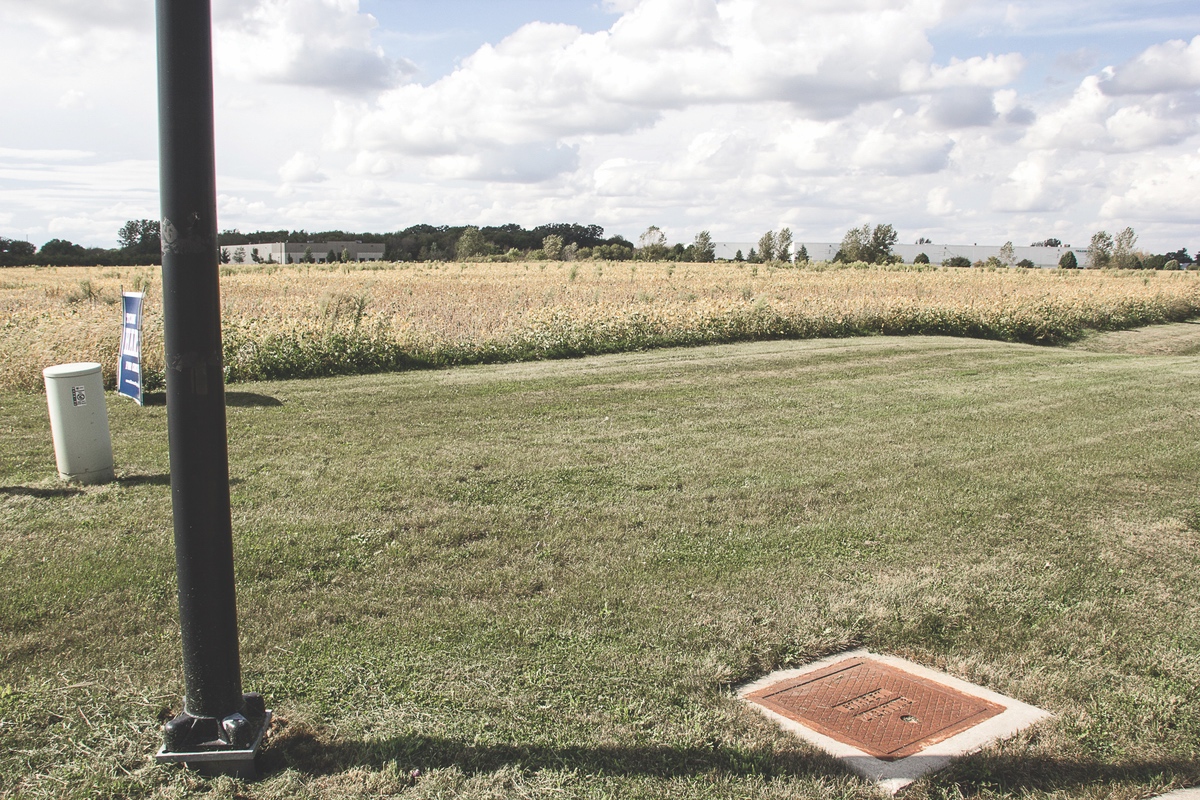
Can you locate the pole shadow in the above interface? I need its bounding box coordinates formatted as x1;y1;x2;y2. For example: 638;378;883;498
260;718;1200;793
932;750;1200;794
260;718;844;783
0;485;85;499
226;392;284;408
140;392;282;407
116;473;173;487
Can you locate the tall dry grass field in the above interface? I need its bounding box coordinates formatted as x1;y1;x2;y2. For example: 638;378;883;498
2;261;1198;391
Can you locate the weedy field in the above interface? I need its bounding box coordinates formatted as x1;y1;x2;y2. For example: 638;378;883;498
2;261;1198;392
2;327;1200;799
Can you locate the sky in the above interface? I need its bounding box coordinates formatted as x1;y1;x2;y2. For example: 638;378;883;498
1;0;1198;251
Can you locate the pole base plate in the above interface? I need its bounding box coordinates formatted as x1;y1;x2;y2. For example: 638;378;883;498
155;708;271;780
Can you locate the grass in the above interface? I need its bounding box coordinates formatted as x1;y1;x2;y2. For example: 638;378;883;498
3;328;1200;798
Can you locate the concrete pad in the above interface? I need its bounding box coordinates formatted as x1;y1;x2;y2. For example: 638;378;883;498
738;649;1051;795
1155;790;1200;799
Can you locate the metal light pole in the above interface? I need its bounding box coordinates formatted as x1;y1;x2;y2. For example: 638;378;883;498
152;0;269;778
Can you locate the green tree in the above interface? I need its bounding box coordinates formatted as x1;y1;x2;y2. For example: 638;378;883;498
998;241;1015;267
757;231;777;262
0;237;36;264
837;223;897;264
1087;231;1113;268
542;234;564;260
303;245;315;263
776;228;793;263
1017;258;1036;268
117;220;140;250
836;225;867;263
869;224;898;263
117;219;160;251
457;226;485;261
1059;250;1078;269
637;226;668;260
943;256;972;268
795;244;809;264
693;230;715;263
1165;248;1192;265
327;249;337;264
734;249;744;262
914;252;930;264
232;246;246;264
1113;227;1138;269
39;239;88;260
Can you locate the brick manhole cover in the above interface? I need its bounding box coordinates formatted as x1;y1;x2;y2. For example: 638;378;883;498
739;649;1051;794
744;657;1004;760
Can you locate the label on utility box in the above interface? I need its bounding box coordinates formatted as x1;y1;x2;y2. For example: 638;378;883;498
71;385;86;407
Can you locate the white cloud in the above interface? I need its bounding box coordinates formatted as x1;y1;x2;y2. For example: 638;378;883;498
3;0;1198;252
1101;35;1200;95
927;88;1000;128
214;0;411;92
1012;36;1200;157
346;151;395;177
55;89;90;110
0;0;150;34
1099;150;1200;224
1022;75;1112;150
1105;99;1199;150
853;127;954;175
926;187;954;216
0;147;95;161
278;151;328;183
344;0;1024;185
911;53;1026;91
991;152;1065;213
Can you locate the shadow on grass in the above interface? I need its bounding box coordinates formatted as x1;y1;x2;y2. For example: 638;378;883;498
0;485;84;498
262;719;1200;792
116;473;172;487
226;392;284;407
931;751;1200;794
113;473;244;488
0;474;173;495
262;719;843;782
141;392;282;407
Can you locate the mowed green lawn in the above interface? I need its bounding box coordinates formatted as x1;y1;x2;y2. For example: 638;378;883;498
3;329;1200;799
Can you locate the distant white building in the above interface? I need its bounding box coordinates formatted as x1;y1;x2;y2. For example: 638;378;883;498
713;242;1086;268
220;241;385;264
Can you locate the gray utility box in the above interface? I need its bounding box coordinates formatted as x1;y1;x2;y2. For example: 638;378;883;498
43;362;114;484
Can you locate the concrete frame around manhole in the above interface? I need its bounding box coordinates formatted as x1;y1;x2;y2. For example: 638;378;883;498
738;649;1052;795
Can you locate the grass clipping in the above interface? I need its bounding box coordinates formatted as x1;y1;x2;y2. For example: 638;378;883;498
3;261;1199;390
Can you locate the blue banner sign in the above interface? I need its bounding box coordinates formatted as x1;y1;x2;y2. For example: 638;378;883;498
118;292;144;405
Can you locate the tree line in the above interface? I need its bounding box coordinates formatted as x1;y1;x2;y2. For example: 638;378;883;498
0;219;162;267
2;218;1194;269
738;223;1193;270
